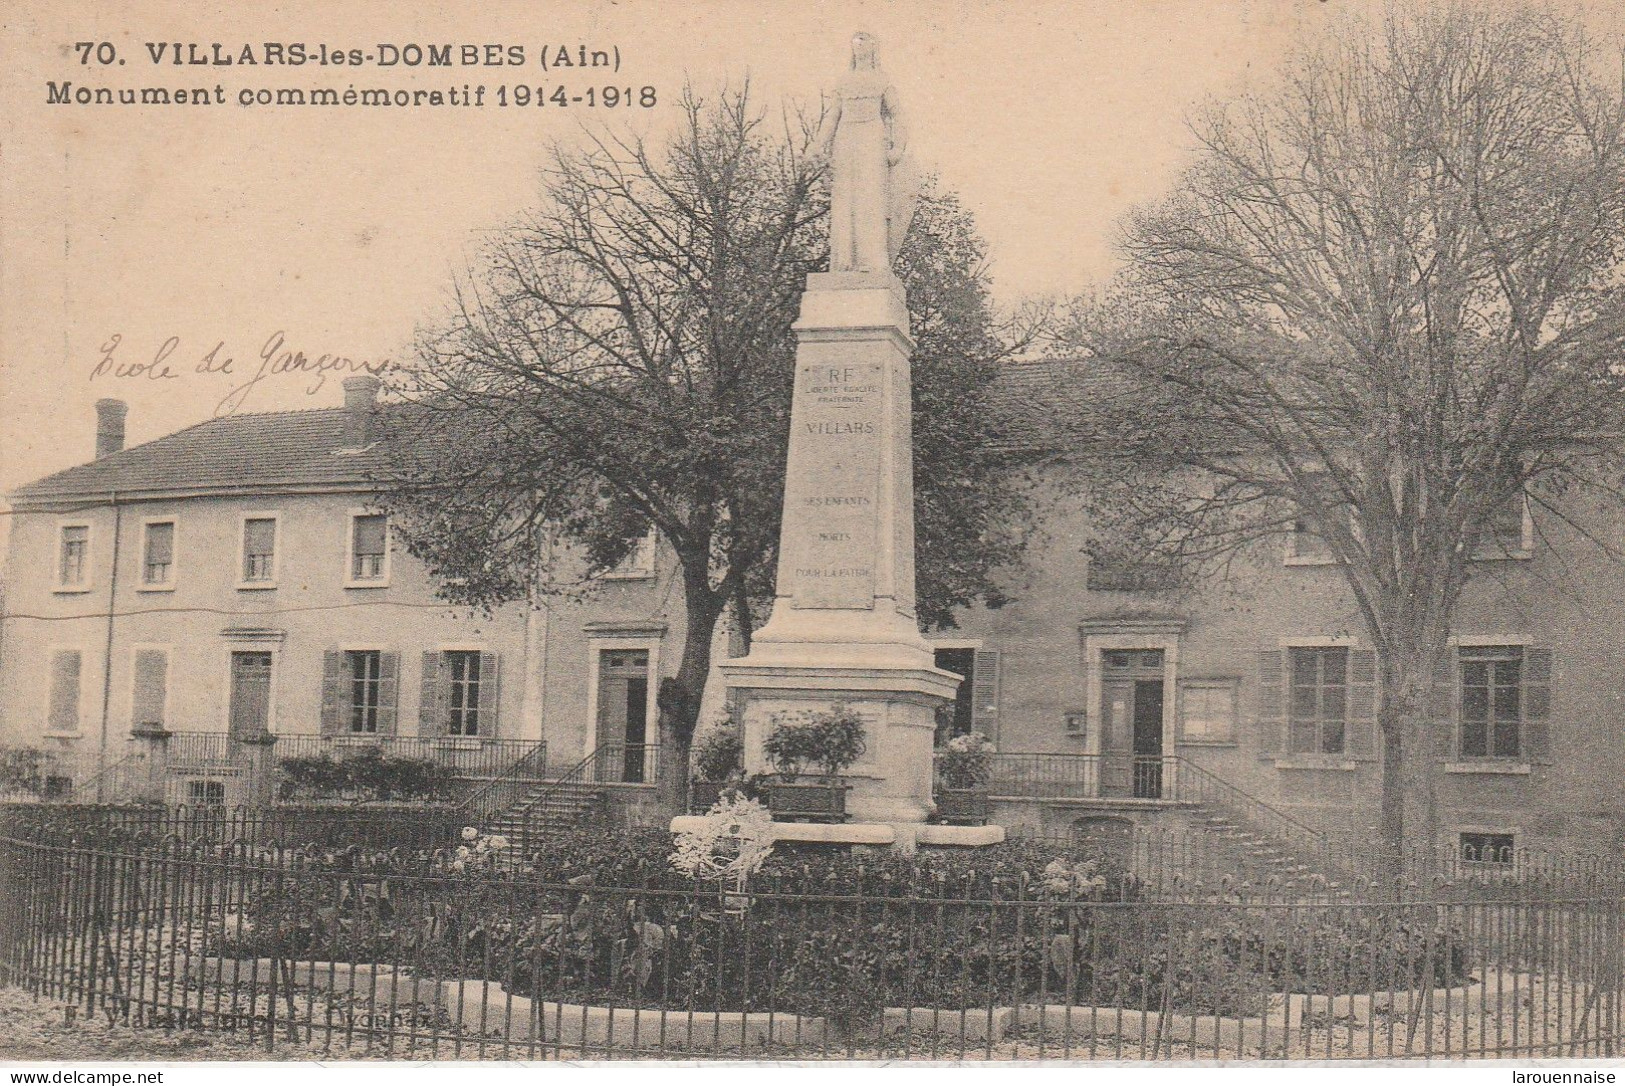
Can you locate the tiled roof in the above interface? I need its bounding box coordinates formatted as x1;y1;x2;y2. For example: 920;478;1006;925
9;407;396;504
10;360;1100;504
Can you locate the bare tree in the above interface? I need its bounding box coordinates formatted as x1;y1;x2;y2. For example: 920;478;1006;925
1059;6;1625;857
381;85;1037;813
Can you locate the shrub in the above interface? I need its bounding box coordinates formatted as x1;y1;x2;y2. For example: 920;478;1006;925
691;728;743;783
0;748;51;800
936;732;995;789
277;750;453;803
764;704;867;782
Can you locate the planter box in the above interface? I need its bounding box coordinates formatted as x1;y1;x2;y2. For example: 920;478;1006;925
934;788;991;825
765;780;849;823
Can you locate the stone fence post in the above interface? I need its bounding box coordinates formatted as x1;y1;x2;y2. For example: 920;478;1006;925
129;722;171;805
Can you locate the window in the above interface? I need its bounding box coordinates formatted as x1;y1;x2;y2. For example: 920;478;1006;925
1286;473;1344;564
446;650;482;736
1288;646;1348;754
349;514;387;583
606;529;657;579
141;521;175;587
1181;680;1237;742
1460;646;1523;758
1477;491;1530;558
241;517;277;584
1289;515;1335;562
346;650;382;733
47;650;83;733
58;525;90;588
131;649;169;729
187;780;227;807
1460;831;1514;864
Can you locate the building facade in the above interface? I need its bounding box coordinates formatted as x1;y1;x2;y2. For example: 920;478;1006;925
3;365;1621;860
0;380;687;806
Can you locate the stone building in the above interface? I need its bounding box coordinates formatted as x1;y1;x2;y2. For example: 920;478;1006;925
2;365;1620;860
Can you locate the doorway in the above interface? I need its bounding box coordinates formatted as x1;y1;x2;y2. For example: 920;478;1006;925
595;649;650;783
1100;649;1165;799
228;651;273;741
932;647;976;745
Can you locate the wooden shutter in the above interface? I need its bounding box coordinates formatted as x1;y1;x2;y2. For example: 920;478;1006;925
320;651;345;736
47;651;82;733
419;651;444;737
971;648;1000;740
1428;649;1456;758
477;652;502;738
1523;646;1553;764
1347;648;1377;758
376;652;400;737
131;650;169;729
1256;650;1284;755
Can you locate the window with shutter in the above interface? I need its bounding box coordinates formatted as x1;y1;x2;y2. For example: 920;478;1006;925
242;518;277;584
58;525;90;588
971;648;1000;741
319;650;345;736
476;652;501;738
1346;649;1378;757
141;521;175;586
349;514;388;582
418;652;445;736
47;651;83;733
1459;646;1524;758
131;649;169;729
376;653;400;737
1256;650;1284;753
1287;647;1348;754
1523;647;1553;763
345;650;383;733
446;651;482;736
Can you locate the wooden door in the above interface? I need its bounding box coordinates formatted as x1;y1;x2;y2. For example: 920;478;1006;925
1099;649;1164;797
228;652;273;740
1132;678;1165;798
595;650;649;782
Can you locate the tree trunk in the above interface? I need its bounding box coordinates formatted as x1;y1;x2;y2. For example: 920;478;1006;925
655;577;724;816
1377;645;1443;882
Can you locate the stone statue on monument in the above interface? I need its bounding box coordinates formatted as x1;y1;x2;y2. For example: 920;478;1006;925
817;32;919;275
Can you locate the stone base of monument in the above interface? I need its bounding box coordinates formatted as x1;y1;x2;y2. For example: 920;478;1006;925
669;815;1005;853
721;656;960;824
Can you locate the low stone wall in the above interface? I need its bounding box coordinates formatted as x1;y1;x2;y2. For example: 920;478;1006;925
187;957;1539;1054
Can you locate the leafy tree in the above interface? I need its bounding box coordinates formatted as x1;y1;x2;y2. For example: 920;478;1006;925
380;85;1036;813
1058;6;1625;857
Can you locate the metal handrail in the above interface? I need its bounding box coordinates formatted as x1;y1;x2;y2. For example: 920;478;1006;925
505;743;660;855
1168;756;1327;848
64;747;149;804
456;740;551;823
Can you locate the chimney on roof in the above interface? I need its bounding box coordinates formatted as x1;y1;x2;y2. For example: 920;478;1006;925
95;399;128;459
342;374;382;449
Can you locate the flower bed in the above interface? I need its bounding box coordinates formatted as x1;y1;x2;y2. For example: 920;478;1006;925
200;828;1471;1030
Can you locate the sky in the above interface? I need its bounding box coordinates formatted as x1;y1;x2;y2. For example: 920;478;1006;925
3;0;1620;498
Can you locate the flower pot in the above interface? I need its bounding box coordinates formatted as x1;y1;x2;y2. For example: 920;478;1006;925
689;780;725;814
765;780;849;823
934;788;990;826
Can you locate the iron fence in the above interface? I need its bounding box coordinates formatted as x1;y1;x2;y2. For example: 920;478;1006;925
0;825;1618;1060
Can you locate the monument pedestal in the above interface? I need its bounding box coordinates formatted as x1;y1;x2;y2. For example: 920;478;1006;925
723;658;958;825
716;271;962;834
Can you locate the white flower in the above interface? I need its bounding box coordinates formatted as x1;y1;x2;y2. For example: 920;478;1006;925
456;846;472;861
487;835;509;851
461;826;479;841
